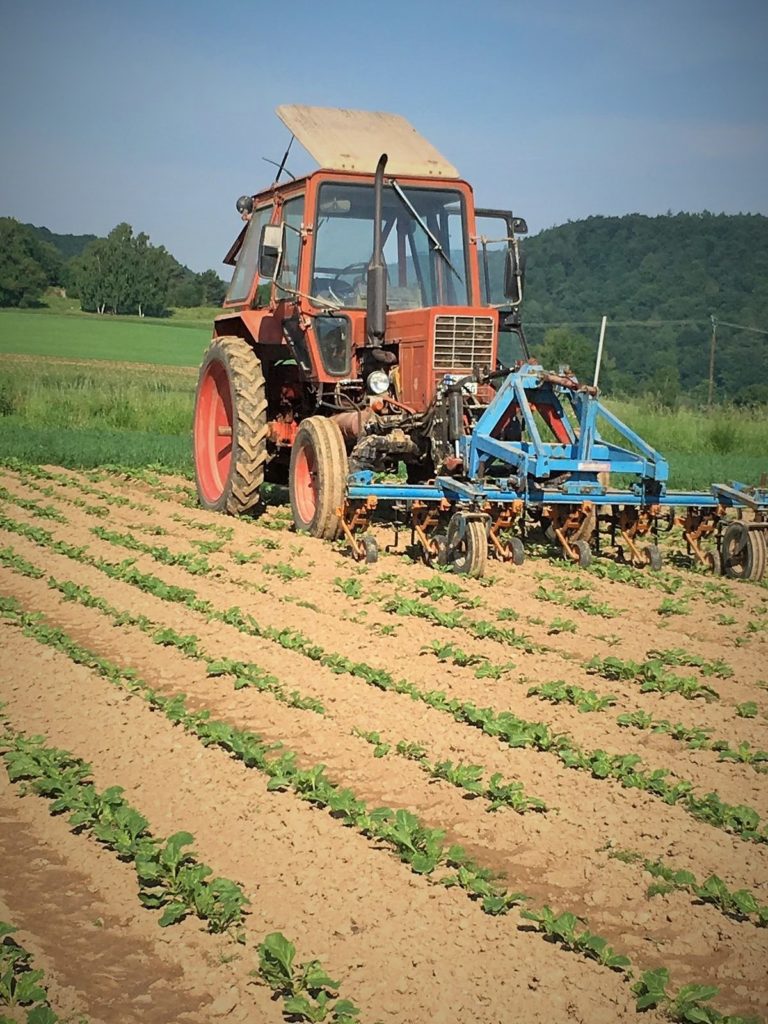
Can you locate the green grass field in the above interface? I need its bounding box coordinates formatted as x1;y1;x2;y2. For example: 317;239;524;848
0;308;210;366
0;309;766;487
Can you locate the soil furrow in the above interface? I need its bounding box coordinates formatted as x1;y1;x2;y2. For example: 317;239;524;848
1;561;767;1020
0;616;659;1024
1;494;765;822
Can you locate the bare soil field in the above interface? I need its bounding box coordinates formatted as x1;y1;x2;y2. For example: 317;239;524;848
0;462;766;1024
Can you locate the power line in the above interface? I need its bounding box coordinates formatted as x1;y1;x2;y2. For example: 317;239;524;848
526;319;701;328
715;320;768;337
527;317;767;333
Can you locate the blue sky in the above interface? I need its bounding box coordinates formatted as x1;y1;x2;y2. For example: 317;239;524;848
1;0;766;272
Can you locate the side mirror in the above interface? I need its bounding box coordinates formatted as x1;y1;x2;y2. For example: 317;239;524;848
258;223;284;279
503;242;525;303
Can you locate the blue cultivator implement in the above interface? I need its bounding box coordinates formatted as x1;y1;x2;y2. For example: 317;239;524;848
340;362;768;581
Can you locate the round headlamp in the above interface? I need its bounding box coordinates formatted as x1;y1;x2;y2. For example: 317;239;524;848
366;369;390;395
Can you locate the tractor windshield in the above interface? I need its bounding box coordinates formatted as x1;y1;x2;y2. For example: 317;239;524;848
312;182;469;310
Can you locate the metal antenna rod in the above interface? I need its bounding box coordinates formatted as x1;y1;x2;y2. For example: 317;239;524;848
273;134;295;183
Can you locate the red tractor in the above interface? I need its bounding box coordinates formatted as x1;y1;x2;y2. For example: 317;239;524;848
193;105;527;544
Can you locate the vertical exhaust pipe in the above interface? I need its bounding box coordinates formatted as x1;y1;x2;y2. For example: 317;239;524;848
367;153;388;347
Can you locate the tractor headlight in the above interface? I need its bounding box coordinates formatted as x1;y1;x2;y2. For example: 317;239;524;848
366;369;390;395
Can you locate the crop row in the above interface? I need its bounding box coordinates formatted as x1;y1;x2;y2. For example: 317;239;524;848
1;921;63;1024
0;508;764;847
607;848;768;927
560;551;748;606
0;533;550;817
354;569;748;712
617;711;768;773
352;729;547;813
423;635;763;762
8;473;757;740
0;460;152;512
5;542;548;812
2;477;753;712
7;477;759;731
0;707;364;1024
9;534;761;867
326;571;747;713
4;461;759;624
587;654;723;702
1;594;759;1023
0;543;549;816
1;716;249;935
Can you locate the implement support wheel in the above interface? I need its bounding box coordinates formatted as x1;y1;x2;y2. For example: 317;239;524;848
508;536;525;566
289;416;348;540
193;337;268;514
643;544;663;572
573;538;592;569
447;518;488;578
720;522;766;582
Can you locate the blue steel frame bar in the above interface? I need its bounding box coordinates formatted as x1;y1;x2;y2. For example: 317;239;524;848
347;480;763;510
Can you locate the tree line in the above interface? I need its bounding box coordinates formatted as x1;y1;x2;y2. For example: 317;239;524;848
0;218;226;315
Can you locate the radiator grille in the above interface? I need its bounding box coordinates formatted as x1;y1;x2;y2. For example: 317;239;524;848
434;315;495;369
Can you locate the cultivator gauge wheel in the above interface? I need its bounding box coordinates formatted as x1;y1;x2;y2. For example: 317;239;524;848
643;544;663;572
362;534;379;564
705;547;723;576
289;416;348;540
445;517;488;578
508;536;525;566
573;538;592;569
193;337;268;515
720;521;767;581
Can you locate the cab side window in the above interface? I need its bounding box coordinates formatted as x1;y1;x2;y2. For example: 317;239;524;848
226;204;273;305
276;196;305;296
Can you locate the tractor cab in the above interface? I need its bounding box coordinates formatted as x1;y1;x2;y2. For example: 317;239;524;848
194;106;529;538
214;106;527;413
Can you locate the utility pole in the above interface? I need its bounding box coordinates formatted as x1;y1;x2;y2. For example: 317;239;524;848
707;314;717;408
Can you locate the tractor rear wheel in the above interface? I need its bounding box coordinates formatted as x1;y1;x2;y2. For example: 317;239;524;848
289;416;348;539
193;337;268;514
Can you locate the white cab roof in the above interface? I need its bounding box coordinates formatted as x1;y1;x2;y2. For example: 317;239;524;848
276;105;460;178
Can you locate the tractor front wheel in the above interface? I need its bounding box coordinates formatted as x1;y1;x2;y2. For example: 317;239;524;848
193;337;268;514
289;416;348;539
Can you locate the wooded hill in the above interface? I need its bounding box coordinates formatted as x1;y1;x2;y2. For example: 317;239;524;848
521;212;768;403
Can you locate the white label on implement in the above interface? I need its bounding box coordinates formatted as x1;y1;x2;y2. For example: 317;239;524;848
578;462;612;472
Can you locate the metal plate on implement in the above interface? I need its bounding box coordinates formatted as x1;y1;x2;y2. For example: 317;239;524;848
578;462;612;472
276;105;460;178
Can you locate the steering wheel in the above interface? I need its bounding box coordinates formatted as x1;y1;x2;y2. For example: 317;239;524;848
330;261;369;296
